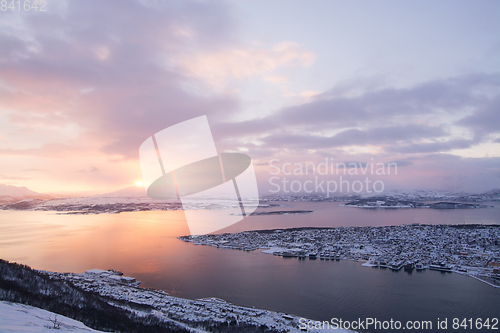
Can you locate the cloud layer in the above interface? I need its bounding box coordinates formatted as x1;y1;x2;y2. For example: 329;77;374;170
0;0;499;193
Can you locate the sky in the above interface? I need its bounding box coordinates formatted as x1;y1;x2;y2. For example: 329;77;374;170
0;0;499;195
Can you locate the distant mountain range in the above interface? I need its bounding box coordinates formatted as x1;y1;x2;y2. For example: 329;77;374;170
94;186;147;198
0;184;148;204
1;183;499;207
0;184;51;204
264;188;500;202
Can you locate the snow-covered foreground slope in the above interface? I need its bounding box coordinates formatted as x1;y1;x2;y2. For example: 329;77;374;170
0;301;105;332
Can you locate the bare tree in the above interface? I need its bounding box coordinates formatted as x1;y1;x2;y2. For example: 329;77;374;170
47;315;62;329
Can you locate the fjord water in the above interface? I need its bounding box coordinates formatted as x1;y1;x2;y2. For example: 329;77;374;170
1;202;499;332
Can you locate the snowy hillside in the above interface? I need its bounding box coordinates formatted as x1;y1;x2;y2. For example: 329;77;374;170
0;301;105;332
0;260;356;333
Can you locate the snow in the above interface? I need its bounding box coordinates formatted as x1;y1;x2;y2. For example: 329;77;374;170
0;301;105;332
37;269;358;333
261;247;286;254
84;269;108;275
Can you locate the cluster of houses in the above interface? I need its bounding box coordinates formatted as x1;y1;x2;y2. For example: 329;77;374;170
82;268;139;286
41;269;315;332
180;224;500;287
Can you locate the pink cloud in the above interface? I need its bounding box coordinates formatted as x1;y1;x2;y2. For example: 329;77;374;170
176;41;316;88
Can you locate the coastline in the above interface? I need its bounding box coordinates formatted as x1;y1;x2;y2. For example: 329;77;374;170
260;248;500;289
182;224;500;290
465;273;500;289
1;202;499;331
0;259;356;333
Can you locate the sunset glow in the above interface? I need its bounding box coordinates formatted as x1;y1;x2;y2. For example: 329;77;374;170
0;0;498;195
0;2;499;331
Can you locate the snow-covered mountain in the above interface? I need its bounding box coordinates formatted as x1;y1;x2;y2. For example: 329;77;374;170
0;184;51;204
95;186;148;198
368;188;500;201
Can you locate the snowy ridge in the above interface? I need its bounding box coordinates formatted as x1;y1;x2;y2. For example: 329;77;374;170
0;301;104;332
263;189;500;202
0;259;356;333
40;268;356;333
0;196;241;214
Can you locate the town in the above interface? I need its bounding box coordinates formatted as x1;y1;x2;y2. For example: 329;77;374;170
40;268;331;332
179;224;500;288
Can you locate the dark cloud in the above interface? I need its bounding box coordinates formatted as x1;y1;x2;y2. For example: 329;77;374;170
386;139;475;154
387;159;414;167
210;73;499;157
270;73;500;129
456;95;500;139
259;124;446;150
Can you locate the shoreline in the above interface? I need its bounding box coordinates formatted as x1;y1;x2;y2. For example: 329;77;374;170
0;259;356;333
467;273;500;288
181;224;500;291
261;249;500;289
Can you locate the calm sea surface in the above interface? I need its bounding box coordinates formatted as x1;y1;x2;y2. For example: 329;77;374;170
1;202;499;332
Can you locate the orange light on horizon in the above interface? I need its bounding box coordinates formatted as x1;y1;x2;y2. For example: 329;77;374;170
136;181;144;187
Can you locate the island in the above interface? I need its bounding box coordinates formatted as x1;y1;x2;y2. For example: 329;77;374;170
344;199;490;209
250;210;313;216
180;224;500;288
